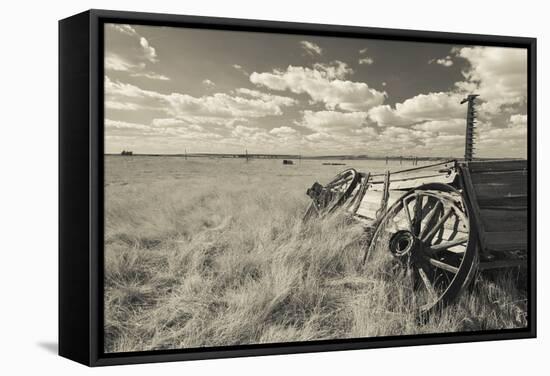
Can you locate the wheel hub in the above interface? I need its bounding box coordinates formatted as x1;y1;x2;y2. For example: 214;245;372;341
389;230;421;261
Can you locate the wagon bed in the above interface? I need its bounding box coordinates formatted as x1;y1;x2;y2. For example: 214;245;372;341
304;158;528;313
320;159;529;255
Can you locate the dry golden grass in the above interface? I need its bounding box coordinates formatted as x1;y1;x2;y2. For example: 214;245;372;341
104;156;527;353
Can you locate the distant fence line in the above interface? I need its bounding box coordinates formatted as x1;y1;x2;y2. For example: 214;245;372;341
107;153;456;162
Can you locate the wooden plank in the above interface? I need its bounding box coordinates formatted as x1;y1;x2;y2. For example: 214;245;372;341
479;208;528;232
483;231;527;252
355;190;399;220
479;259;526;270
355;189;382;219
370;171;453;184
470;170;527;185
476;195;527;209
473;182;527;201
369;160;455;177
466;160;527;173
369;173;456;191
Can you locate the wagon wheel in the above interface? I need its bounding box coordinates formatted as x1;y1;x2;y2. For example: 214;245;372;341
304;168;360;219
363;183;478;314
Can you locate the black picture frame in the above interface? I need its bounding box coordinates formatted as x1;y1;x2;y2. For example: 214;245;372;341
59;9;537;367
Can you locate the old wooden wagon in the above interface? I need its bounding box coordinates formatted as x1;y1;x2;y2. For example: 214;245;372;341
303;96;529;313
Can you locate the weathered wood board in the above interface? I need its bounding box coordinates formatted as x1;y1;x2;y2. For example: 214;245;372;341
352;160;457;221
460;160;528;253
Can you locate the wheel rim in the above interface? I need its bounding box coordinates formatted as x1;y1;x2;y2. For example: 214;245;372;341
306;168;360;218
364;183;478;313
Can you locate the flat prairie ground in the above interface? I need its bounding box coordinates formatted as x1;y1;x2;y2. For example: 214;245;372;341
104;156;527;353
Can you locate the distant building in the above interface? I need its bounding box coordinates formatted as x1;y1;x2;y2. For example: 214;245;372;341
121;150;133;156
282;159;294;165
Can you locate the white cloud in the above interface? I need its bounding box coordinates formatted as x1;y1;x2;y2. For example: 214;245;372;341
412;119;465;135
509;114;527;129
202;79;215;87
368;92;464;127
105;119;151;130
105;101;141;110
109;23;159;64
362;46;527;157
232;64;249;76
139;37;157;63
231;125;261;138
358;47;374;65
296;110;368;132
359;57;374;65
166;92;295;119
250;62;386;112
305;132;334;142
269;126;300;137
130;72;170;81
110;24;138;37
300;41;322;56
106;53;168;80
151;118;204;131
475;114;527;157
105;76;296;119
312;61;353;79
455;46;527;114
429;56;453;67
105;53;143;72
234;88;297;107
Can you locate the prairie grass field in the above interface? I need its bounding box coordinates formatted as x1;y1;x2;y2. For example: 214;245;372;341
104;155;527;353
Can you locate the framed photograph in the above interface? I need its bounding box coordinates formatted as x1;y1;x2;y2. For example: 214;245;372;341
59;9;536;366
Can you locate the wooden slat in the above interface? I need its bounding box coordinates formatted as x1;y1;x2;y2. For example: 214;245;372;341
476;195;527;209
473;182;527;200
479;208;528;232
470;170;527;184
369;160;455;177
483;231;527;252
369;173;456;191
479;259;526;270
370;173;444;184
355;190;399;220
466;160;527;173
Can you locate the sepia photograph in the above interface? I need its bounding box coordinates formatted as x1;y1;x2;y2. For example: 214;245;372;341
103;22;529;353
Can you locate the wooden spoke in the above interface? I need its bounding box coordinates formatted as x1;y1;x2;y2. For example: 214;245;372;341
421;207;453;243
363;183;478;315
419;201;442;239
413;194;423;236
417;266;437;302
402;199;413;232
425;236;468;253
423;257;459;274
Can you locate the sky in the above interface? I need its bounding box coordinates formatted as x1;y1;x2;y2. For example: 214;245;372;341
104;23;528;158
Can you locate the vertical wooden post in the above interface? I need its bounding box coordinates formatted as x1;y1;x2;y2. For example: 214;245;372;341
184;148;187;160
385;156;388;165
245;149;249;162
